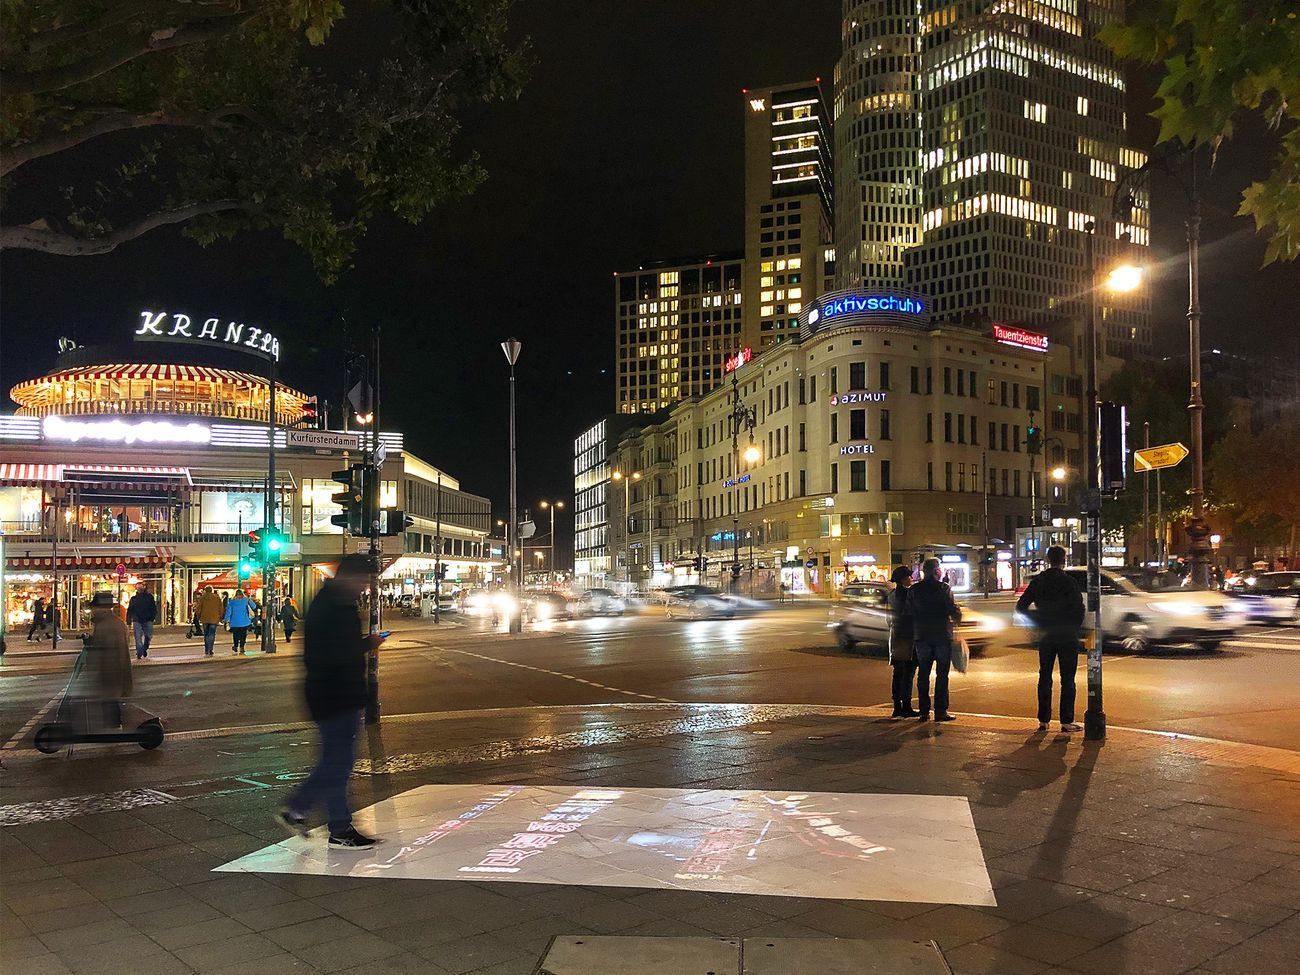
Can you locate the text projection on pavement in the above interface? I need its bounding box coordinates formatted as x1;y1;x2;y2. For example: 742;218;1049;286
216;784;995;906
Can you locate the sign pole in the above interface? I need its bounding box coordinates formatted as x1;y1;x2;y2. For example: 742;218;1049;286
365;328;382;724
1083;222;1106;741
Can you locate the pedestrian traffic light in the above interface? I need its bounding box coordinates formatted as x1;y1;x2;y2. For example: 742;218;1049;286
331;464;366;535
254;528;289;564
296;396;319;429
378;509;414;537
1026;422;1043;454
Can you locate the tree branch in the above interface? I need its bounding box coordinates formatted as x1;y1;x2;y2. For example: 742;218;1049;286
2;9;261;96
0;200;252;256
1;106;257;177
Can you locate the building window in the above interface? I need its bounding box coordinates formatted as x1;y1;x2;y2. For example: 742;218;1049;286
880;409;891;440
831;463;839;493
798;377;806;405
830;367;838;394
850;460;867;492
1000;423;1009;451
849;361;866;390
1027;385;1040;411
1014;469;1022;496
945;462;954;492
989;421;996;447
1000;381;1008;406
927;462;934;491
1013;424;1021;452
1013;384;1021;409
926;413;933;443
799;423;806;451
850;409;866;440
799;469;806;496
910;366;920;393
969;370;977;398
944;367;952;395
810;376;817;403
944;412;953;443
957;414;966;444
880;460;891;491
830;413;839;444
880;361;891;390
926;367;933;395
970;416;978;445
957;462;966;492
957;370;965;397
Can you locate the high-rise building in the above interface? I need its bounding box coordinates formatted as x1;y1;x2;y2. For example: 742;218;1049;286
835;0;1151;359
741;81;835;352
614;253;744;414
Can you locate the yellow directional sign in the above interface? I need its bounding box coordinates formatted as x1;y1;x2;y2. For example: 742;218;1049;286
1133;442;1189;472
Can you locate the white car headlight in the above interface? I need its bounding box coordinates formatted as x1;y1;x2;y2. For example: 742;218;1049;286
1147;600;1202;617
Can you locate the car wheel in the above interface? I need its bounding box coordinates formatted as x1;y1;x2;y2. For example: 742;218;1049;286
835;627;856;651
1198;640;1222;652
691;600;708;619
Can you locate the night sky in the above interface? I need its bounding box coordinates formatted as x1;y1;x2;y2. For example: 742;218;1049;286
2;1;1297;553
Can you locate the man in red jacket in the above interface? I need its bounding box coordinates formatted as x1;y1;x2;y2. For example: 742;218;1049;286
278;555;383;848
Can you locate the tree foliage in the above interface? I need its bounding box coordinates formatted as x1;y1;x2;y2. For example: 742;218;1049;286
1102;1;1300;263
1208;418;1300;554
0;0;528;279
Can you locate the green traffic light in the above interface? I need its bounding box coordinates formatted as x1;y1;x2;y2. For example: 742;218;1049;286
267;537;282;552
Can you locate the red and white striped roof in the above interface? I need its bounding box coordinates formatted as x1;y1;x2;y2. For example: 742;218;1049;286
0;463;62;485
0;464;193;487
10;363;308;407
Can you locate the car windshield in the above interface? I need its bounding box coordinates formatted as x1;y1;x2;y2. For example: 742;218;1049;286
1248;573;1300;592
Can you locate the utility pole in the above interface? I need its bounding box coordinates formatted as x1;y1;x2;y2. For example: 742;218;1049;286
1083;222;1106;741
263;354;278;655
1184;152;1211;588
982;449;990;599
1143;421;1151;567
365;330;382;724
434;475;442;624
727;367;758;594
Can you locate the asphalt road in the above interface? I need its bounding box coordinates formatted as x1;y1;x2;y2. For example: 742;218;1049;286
4;603;1299;753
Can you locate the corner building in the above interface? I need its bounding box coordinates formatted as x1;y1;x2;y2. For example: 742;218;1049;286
612;289;1057;594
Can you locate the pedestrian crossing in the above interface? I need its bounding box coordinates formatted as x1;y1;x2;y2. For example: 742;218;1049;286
1224;626;1300;651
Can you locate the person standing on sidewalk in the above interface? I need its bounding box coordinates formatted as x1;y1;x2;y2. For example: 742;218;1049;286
1016;545;1085;732
223;588;256;654
126;583;157;660
195;586;224;657
27;597;46;641
279;596;300;642
278;554;382;849
887;566;919;718
909;558;961;722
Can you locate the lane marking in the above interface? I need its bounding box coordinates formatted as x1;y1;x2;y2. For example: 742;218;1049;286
433;645;679;704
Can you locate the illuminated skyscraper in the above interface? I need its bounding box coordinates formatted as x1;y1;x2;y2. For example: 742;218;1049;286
741;81;835;352
835;0;1151;357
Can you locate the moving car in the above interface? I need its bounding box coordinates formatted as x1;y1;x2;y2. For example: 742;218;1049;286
570;588;626;617
664;585;737;620
1230;572;1300;625
524;591;572;622
1060;567;1244;653
829;582;1003;656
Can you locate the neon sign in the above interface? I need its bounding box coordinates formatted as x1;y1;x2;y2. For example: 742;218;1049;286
43;415;211;445
135;310;281;361
829;392;887;405
838;443;875;455
724;347;753;373
809;294;924;327
723;473;751;488
992;324;1049;352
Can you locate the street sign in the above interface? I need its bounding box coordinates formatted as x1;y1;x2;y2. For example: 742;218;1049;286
374;443;388;468
287;429;360;452
1133;442;1189;472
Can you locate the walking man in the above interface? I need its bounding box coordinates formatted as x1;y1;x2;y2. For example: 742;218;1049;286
279;554;382;848
126;582;157;660
909;558;962;722
1016;545;1085;732
27;597;46;641
195;586;224;656
887;566;918;718
223;588;256;654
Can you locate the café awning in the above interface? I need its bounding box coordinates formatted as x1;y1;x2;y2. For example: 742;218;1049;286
63;465;192;490
0;464;63;485
4;554;171;572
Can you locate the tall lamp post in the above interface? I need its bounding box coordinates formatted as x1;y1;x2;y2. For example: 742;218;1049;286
611;471;639;585
538;500;565;575
727;368;760;593
501;339;522;632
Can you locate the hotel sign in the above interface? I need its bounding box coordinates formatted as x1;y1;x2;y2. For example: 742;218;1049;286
838;442;875;455
135;310;281;361
992;324;1049;352
829;392;887;405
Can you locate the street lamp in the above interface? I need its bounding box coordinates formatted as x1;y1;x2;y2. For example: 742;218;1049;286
1051;466;1068;482
501;338;522;632
538;500;565;575
1105;263;1143;294
612;470;640;584
728;364;760;593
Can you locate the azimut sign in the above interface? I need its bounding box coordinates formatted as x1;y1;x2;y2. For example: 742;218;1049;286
135;310;281;361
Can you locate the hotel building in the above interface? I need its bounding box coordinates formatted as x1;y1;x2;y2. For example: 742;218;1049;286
0;332;495;636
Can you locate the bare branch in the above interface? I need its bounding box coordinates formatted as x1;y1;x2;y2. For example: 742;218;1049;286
0;200;252;256
2;10;261;96
1;106;257;176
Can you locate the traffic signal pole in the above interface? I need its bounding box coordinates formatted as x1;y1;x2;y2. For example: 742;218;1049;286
1083;222;1106;741
263;355;278;654
366;329;382;724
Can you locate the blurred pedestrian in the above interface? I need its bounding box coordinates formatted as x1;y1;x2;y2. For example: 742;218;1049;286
27;597;46;641
195;586;224;657
279;596;300;642
126;582;157;660
278;554;382;849
81;591;133;730
887;566;919;718
224;588;256;654
909;558;961;722
1016;545;1084;732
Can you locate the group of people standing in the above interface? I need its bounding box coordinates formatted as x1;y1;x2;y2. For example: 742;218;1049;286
189;587;300;656
885;546;1086;732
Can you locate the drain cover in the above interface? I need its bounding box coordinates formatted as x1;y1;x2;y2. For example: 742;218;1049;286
536;936;739;974
743;938;951;974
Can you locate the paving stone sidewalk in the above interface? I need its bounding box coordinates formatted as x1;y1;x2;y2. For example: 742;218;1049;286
2;704;1298;975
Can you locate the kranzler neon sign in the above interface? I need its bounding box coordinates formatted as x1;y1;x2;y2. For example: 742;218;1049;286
135;310;281;361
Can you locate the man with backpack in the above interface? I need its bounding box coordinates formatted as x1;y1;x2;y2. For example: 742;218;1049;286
1016;545;1086;732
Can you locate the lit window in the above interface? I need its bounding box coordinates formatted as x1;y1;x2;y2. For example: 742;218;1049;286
1077;96;1089;116
788;257;801;269
1023;100;1047;123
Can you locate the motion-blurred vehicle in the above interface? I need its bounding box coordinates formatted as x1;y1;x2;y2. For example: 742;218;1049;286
1059;567;1244;653
524;591;572;622
570;588;626;617
1230;572;1300;625
828;581;1002;656
664;585;737;620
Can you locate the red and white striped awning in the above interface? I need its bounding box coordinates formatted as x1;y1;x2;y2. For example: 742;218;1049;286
62;465;192;490
5;555;170;572
35;364;255;384
0;464;63;485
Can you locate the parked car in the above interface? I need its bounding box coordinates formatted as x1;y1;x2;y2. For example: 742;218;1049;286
570;588;626;617
664;585;737;620
1230;572;1300;625
1058;567;1244;653
829;582;1003;656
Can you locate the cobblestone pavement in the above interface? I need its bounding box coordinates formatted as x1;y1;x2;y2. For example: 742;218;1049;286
2;703;1298;975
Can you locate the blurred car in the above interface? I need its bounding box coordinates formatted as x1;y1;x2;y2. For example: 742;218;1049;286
570;588;626;617
395;593;417;610
664;585;737;620
1230;572;1300;625
829;582;1002;656
1060;567;1244;653
522;591;571;622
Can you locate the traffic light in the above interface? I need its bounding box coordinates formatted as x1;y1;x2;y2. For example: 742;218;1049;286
296;396;319;429
1026;421;1043;455
378;509;414;537
238;531;258;579
331;464;366;535
255;528;289;564
1099;401;1128;497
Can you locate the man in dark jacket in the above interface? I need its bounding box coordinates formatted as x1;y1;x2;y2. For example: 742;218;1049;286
279;554;382;848
126;583;157;659
1017;545;1085;732
908;558;962;721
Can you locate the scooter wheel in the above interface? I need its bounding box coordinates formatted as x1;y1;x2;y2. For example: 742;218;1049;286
34;725;63;754
138;719;164;750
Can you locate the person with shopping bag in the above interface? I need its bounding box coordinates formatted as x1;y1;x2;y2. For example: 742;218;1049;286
887;566;919;718
907;558;962;722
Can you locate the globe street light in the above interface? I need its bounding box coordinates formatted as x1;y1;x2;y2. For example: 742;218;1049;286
1105;263;1143;294
611;471;640;584
1051;466;1068;482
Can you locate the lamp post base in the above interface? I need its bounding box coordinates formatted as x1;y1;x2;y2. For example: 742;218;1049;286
1084;708;1106;741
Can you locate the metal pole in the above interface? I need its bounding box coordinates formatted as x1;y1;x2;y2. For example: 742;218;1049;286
1083;222;1106;741
1185;156;1211;587
1029;417;1037;573
264;355;277;654
982;449;990;598
503;340;522;633
731;373;740;594
365;331;382;723
1156;466;1164;568
434;475;442;624
549;505;556;577
50;489;59;648
1143;422;1150;567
